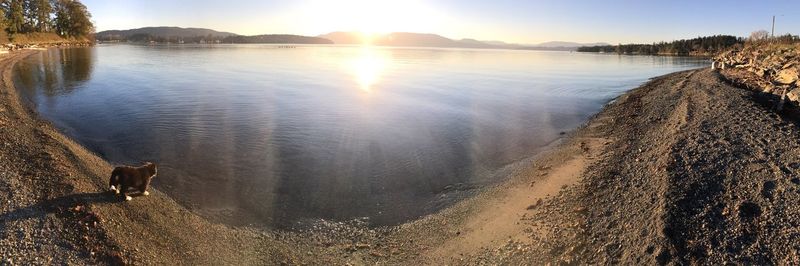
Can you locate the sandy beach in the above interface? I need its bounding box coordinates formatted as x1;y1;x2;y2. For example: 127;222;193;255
2;47;800;264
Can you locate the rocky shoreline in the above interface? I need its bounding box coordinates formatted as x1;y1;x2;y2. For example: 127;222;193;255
2;44;800;264
714;43;799;109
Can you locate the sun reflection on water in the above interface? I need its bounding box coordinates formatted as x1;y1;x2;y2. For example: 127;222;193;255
350;47;388;93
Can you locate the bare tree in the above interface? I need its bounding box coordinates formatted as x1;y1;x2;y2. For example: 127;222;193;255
748;30;770;43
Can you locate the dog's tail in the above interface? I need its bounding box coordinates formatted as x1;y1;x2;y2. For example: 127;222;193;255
109;167;121;191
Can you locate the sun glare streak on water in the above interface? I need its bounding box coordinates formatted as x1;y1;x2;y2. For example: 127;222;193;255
349;47;388;92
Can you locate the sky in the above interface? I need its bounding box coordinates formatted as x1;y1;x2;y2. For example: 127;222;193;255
82;0;800;45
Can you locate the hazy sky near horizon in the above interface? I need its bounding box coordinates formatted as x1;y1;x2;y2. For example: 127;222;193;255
83;0;800;44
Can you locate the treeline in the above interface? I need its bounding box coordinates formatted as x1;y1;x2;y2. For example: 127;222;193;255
123;34;226;44
578;35;744;56
107;34;335;45
745;31;800;45
0;0;94;42
221;35;333;44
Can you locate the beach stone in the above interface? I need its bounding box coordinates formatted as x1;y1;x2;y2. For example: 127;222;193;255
755;68;765;77
763;84;776;94
786;88;800;102
775;68;798;85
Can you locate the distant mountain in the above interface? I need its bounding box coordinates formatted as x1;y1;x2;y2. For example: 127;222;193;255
319;32;498;48
482;40;516;46
534;41;611;48
97;27;333;44
456;38;497;49
97;27;609;50
379;32;457;47
318;31;607;51
319;32;466;47
317;32;362;44
222;34;333;44
96;26;237;41
504;41;614;51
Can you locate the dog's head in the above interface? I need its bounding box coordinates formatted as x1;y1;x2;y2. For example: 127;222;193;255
144;162;157;177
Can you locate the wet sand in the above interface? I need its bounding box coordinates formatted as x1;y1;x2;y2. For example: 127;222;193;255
2;47;798;264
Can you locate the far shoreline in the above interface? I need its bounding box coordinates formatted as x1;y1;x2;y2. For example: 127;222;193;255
95;41;724;59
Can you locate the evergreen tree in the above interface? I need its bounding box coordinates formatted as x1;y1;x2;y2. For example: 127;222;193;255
578;35;747;55
7;0;25;33
32;0;50;31
52;0;68;36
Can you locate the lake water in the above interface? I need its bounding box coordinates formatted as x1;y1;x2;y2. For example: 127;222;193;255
13;45;706;227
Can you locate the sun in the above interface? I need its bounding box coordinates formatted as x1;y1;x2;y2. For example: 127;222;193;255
293;0;450;42
359;31;379;45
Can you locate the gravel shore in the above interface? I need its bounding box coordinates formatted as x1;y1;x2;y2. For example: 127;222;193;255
457;68;800;264
2;47;797;265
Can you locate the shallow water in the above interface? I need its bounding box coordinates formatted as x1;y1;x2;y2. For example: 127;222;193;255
13;45;706;226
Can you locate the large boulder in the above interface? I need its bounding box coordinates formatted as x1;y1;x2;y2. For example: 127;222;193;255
775;67;799;85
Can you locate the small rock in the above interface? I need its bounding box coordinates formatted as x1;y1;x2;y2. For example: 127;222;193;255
787;88;800;102
527;199;543;210
763;84;776;94
775;68;799;85
370;251;386;257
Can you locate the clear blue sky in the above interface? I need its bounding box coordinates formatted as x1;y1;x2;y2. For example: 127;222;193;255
82;0;800;44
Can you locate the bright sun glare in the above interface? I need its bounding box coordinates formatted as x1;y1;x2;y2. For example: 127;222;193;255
350;47;389;93
296;0;448;42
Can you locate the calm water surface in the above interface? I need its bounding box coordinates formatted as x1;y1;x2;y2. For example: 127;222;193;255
14;45;706;226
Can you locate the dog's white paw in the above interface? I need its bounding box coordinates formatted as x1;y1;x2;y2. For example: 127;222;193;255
125;195;132;201
109;185;116;191
143;191;149;196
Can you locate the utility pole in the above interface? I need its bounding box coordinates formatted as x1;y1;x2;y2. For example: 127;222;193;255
772;15;776;38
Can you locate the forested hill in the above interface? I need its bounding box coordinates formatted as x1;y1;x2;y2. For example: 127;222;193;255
96;27;333;44
96;27;236;43
222;34;333;44
577;35;744;56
